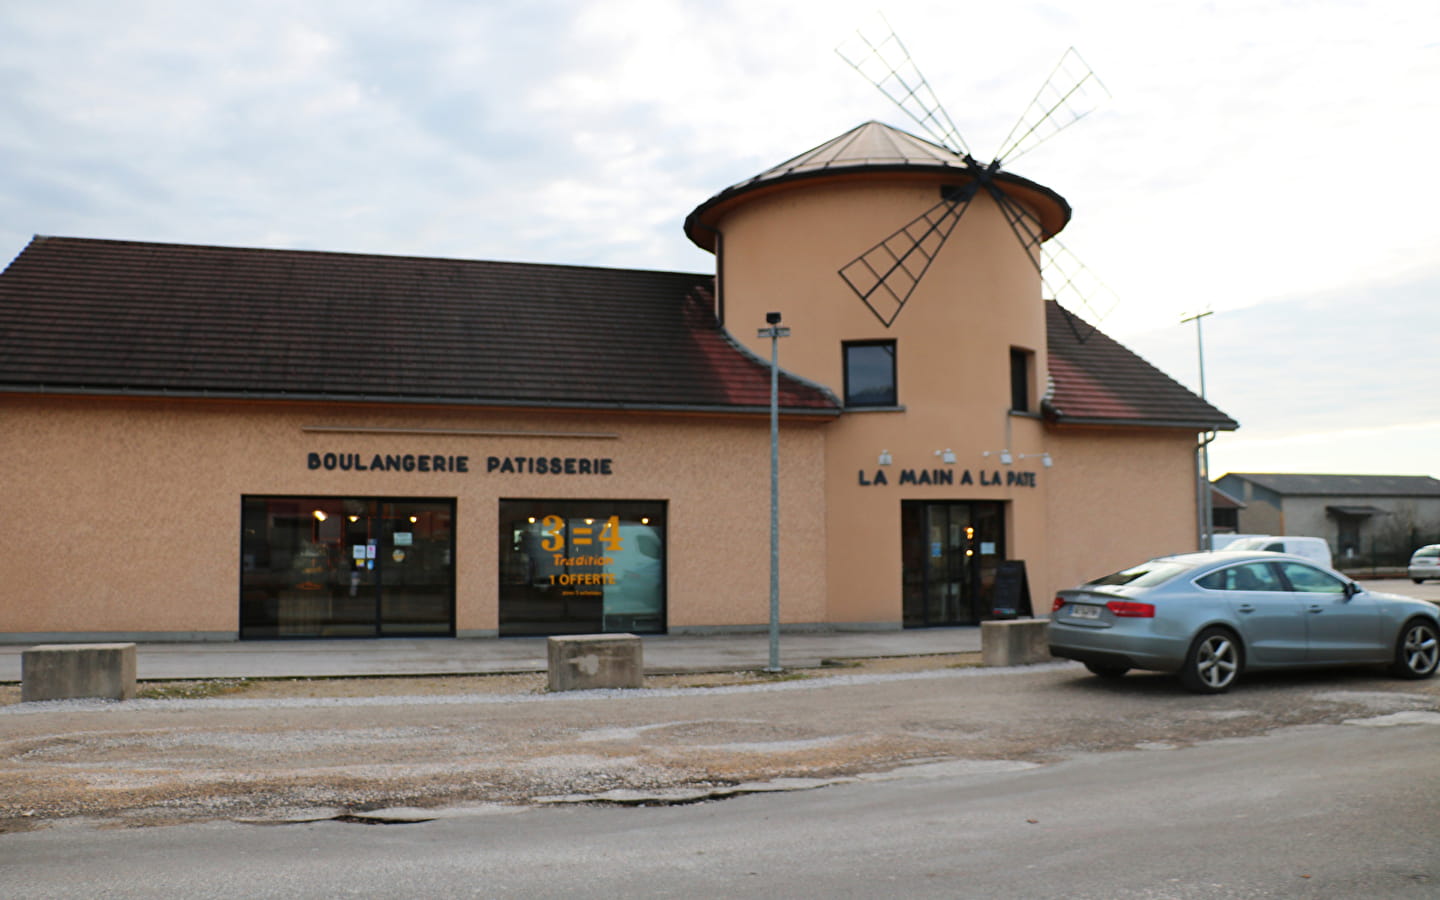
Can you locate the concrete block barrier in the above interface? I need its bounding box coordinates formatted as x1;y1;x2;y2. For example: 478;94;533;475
22;643;138;702
981;619;1052;667
547;634;643;692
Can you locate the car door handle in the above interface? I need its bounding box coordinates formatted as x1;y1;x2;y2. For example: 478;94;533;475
1236;604;1255;613
1308;604;1324;614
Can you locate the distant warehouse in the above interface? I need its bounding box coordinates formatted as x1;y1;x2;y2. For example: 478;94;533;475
1214;473;1440;565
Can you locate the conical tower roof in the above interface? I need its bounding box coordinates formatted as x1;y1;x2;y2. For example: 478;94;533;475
750;120;973;179
684;121;1070;251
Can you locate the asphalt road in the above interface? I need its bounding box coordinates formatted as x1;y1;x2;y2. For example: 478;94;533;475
3;578;1438;896
4;652;1439;831
4;710;1437;898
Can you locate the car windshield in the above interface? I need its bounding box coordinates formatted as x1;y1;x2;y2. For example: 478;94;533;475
1085;561;1190;588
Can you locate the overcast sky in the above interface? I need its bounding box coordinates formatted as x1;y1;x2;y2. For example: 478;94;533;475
3;1;1436;479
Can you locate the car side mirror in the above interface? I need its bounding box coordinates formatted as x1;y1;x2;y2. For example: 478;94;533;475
1343;581;1361;600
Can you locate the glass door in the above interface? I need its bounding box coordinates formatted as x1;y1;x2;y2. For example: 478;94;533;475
240;496;454;639
378;502;454;635
901;501;1005;627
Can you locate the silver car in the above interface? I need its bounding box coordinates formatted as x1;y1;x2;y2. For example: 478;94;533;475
1409;544;1440;584
1048;551;1440;693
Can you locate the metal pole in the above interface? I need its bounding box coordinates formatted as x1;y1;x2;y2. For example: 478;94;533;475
758;313;789;672
1182;311;1214;551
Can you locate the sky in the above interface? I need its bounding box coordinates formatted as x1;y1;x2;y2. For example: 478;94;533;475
2;0;1437;479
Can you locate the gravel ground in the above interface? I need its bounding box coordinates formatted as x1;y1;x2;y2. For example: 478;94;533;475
4;653;1438;834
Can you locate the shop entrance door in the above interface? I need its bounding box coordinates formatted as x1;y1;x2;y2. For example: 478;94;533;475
901;501;1005;627
241;497;455;638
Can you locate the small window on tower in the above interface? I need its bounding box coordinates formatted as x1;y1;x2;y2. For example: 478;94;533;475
843;341;897;407
1010;347;1034;412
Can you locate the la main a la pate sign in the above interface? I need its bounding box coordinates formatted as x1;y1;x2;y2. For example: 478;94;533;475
857;467;1038;488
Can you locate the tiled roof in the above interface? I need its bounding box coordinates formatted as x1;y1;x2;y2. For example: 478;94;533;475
0;236;840;414
685;121;1070;251
1044;301;1238;431
0;237;1232;432
742;120;976;180
1221;473;1440;497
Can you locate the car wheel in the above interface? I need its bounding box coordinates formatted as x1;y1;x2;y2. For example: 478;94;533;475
1083;662;1129;679
1389;619;1439;680
1414;579;1425;585
1178;627;1241;694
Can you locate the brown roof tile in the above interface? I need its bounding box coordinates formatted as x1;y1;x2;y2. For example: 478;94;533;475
1044;301;1238;431
0;236;841;414
0;237;1232;432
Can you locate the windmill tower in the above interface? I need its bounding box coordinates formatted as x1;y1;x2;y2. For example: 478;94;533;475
683;17;1108;413
681;20;1111;626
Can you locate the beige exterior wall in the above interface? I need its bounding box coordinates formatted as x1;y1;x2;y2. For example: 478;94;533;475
1044;426;1203;598
711;174;1061;622
0;395;829;638
697;170;1209;621
716;177;1046;395
0;163;1215;640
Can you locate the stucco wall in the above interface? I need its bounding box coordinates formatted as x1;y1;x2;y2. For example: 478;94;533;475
1044;427;1202;597
0;396;829;638
710;174;1059;623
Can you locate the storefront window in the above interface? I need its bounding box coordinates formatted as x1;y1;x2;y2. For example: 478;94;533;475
240;496;454;639
499;499;666;636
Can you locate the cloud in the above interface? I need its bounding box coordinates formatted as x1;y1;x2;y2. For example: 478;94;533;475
1122;262;1440;475
1;0;1435;477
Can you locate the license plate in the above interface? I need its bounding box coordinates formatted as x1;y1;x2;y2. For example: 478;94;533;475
1070;604;1101;620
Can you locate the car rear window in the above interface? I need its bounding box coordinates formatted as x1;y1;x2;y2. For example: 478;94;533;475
1086;562;1190;588
1415;547;1440;560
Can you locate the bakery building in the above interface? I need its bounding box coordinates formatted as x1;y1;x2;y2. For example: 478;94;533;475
0;121;1236;642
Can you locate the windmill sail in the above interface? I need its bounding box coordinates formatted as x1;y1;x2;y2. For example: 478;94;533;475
839;187;978;327
835;13;971;158
994;48;1110;164
1039;239;1120;330
835;19;1113;331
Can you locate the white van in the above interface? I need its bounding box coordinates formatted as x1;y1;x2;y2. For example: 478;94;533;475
1210;533;1267;551
1225;535;1333;569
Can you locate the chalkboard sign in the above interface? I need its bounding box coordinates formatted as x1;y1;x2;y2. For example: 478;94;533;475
990;560;1032;618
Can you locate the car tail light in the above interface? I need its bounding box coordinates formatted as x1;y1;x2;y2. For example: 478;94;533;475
1106;601;1155;618
1051;596;1066;612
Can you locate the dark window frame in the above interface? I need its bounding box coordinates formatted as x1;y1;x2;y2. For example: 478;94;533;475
498;498;668;637
239;494;457;640
843;340;898;407
1010;346;1034;413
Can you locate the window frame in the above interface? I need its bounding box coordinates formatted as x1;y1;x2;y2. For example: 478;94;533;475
1275;561;1347;594
842;339;898;408
1010;346;1035;413
1195;561;1286;592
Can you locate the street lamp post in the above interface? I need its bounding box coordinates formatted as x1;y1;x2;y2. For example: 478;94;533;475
758;312;790;673
1182;310;1215;551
